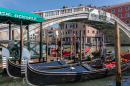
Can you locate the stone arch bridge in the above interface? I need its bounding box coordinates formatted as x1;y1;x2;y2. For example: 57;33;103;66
0;6;129;44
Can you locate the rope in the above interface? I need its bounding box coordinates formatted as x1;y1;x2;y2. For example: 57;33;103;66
121;62;130;72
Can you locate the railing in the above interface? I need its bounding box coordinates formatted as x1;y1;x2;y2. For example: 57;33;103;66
35;6;89;18
0;40;40;61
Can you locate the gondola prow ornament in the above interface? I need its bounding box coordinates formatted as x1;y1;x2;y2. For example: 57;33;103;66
2;47;10;68
21;48;31;74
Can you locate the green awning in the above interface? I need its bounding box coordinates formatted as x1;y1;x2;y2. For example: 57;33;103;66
0;7;44;25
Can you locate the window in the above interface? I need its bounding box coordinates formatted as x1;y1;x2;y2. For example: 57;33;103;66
97;31;98;34
83;25;86;27
92;31;95;34
73;23;75;28
111;9;115;13
66;24;67;29
73;31;75;34
76;31;77;34
83;30;86;34
118;8;122;12
126;13;129;17
126;20;129;26
126;6;129;11
76;23;78;28
118;14;122;18
88;30;89;33
66;32;67;34
68;31;70;34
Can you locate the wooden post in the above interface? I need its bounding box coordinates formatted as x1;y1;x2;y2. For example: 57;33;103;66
55;35;57;58
60;32;63;60
46;30;48;62
9;22;11;40
20;20;23;64
26;25;30;51
102;35;104;45
80;31;82;65
72;37;73;55
12;30;14;40
74;34;76;62
39;22;43;62
114;22;121;86
84;36;85;57
70;37;72;60
96;38;98;51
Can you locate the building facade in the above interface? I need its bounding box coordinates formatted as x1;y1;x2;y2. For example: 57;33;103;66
99;2;130;27
59;22;103;44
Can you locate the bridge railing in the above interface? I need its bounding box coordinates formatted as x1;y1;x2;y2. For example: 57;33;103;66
0;40;41;62
34;6;89;18
111;14;130;33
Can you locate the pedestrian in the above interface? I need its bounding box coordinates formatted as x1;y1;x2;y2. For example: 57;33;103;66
99;41;107;67
57;38;64;54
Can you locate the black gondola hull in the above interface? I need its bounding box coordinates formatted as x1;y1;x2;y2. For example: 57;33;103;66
26;61;130;85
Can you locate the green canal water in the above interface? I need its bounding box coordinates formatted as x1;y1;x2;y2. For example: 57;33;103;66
0;46;129;86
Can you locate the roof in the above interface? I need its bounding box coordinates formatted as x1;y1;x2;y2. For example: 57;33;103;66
106;2;130;9
0;7;44;25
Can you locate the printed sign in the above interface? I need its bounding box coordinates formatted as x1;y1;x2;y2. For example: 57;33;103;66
0;11;37;21
88;8;111;22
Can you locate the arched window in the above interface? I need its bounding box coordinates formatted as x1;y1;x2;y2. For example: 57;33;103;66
126;20;129;26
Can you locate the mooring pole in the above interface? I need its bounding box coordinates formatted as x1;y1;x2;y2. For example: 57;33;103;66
84;36;85;57
74;34;76;62
12;30;14;40
96;38;98;51
55;35;57;59
114;22;121;86
9;22;11;40
102;35;104;45
80;31;82;65
46;30;48;62
26;25;30;51
39;22;43;62
70;37;72;60
20;20;23;64
60;31;63;60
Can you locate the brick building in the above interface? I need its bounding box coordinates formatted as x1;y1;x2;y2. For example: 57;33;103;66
99;2;130;27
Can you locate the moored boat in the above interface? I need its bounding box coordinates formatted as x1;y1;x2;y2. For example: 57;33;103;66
25;59;130;85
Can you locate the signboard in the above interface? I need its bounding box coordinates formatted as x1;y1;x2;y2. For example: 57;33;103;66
0;11;37;21
88;8;111;22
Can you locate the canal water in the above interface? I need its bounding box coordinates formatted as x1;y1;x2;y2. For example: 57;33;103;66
0;46;130;86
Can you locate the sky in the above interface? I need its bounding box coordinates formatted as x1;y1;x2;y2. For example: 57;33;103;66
0;0;129;27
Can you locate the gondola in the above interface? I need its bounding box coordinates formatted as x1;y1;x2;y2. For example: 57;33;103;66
1;47;92;78
25;58;130;85
2;47;115;79
51;47;91;59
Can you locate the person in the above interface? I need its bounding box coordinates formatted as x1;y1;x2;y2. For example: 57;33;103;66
46;42;52;55
57;38;64;54
76;38;80;54
99;41;107;67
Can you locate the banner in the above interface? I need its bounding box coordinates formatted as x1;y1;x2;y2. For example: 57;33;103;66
88;8;111;22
